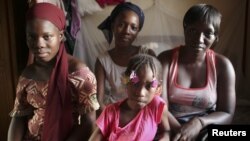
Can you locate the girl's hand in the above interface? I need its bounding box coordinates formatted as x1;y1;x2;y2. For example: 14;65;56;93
172;117;203;141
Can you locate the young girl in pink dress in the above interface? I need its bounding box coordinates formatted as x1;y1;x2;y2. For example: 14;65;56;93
89;54;170;141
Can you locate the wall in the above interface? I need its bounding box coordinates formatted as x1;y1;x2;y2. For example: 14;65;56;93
0;0;17;140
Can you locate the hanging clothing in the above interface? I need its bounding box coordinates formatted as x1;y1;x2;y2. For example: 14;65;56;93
96;0;125;8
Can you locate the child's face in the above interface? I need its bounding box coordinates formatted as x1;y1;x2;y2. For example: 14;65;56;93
126;66;159;110
26;19;63;63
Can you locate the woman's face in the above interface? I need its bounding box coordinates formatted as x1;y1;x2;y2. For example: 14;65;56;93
112;10;140;47
126;66;158;110
26;19;63;63
184;21;216;53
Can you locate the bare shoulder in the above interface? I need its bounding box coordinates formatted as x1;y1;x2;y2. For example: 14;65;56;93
157;49;175;66
67;54;87;73
214;53;235;77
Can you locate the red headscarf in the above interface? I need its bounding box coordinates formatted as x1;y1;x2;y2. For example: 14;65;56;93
26;3;72;141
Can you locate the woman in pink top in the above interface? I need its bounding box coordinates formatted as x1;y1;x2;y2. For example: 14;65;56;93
158;4;236;141
89;54;170;141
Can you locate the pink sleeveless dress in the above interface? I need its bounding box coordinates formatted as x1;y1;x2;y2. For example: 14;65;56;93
96;96;165;141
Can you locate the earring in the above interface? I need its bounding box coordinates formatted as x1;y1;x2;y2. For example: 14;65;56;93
61;34;66;42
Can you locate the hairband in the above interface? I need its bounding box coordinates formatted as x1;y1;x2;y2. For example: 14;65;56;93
121;71;158;88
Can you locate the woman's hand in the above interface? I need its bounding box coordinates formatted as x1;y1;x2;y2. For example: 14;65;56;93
172;117;203;141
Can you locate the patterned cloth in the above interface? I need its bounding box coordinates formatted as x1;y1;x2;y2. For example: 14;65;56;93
26;3;71;141
168;46;217;119
96;96;165;141
10;67;99;140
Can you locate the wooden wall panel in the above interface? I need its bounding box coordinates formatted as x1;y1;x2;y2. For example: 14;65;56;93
0;0;17;140
246;0;250;79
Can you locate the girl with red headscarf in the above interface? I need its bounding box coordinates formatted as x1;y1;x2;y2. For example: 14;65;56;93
8;3;99;141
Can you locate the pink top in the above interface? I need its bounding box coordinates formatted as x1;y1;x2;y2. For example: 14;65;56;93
96;96;165;141
168;47;217;118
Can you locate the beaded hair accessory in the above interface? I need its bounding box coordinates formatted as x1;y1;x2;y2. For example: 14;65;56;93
121;70;158;88
129;71;140;84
